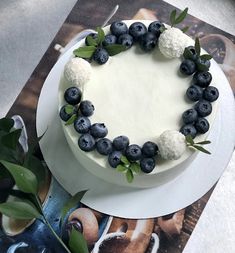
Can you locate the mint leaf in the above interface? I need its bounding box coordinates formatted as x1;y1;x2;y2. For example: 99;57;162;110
0;118;14;132
181;26;190;33
0;160;38;194
120;156;130;165
174;7;188;24
117;164;128;172
65;114;77;126
195;37;201;55
0;201;41;220
61;190;87;225
73;46;96;58
69;227;89;253
2;129;22;150
192;145;211;154
195;140;211;145
86;34;98;46
200;54;213;61
130;162;141;174
170;9;177;26
105;44;126;56
185;135;194;145
126;169;134;183
65;105;74;115
96;27;105;45
196;61;209;72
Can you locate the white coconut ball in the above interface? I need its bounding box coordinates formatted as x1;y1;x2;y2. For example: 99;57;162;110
158;27;193;58
157;130;187;160
64;57;92;87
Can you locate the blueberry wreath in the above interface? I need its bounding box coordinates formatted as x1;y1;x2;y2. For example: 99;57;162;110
59;9;219;183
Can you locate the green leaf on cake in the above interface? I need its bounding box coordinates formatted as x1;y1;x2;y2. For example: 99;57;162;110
195;140;211;145
126;169;134;183
195;37;201;55
86;34;98;46
1;129;22;150
196;61;209;72
170;9;177;26
130;162;141;174
192;145;211;154
69;227;89;253
96;27;105;45
0;118;14;132
200;54;213;61
116;164;128;172
174;7;188;25
64;104;75;115
65;114;77;126
120;156;130;165
73;46;96;58
104;44;126;56
185;135;194;145
181;26;190;33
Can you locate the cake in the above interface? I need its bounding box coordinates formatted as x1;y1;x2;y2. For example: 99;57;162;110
58;10;219;188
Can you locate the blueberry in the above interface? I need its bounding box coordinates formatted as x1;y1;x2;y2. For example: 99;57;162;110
85;33;98;46
108;151;122;168
129;22;147;41
74;116;91;134
193;72;212;88
110;21;128;37
203;86;219;102
125;144;142;161
102;34;117;46
79;100;95;117
117;34;134;49
186;85;203;102
59;105;77;121
90;123;108;138
195;100;212;117
113;135;129;151
184;46;198;61
140;158;155;173
180;124;197;139
64;87;82;105
196;57;211;71
180;59;196;75
182;108;198;124
142;141;158;157
139;32;157;51
148;21;165;38
93;48;109;65
195;117;210;134
78;133;96;151
96;138;113;155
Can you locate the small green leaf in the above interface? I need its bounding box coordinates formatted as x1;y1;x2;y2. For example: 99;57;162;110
73;46;96;58
181;26;190;33
120;156;130;165
170;9;177;26
65;105;74;115
96;27;105;45
185;135;194;145
105;44;126;56
200;54;213;61
183;47;194;60
116;164;128;172
69;227;89;253
126;169;134;183
2;129;22;150
192;145;211;154
86;34;98;46
0;118;14;132
160;26;167;33
195;140;211;145
0;201;41;220
65;114;77;126
61;190;87;225
196;61;209;72
0;160;38;194
174;7;188;25
130;162;141;174
195;37;201;55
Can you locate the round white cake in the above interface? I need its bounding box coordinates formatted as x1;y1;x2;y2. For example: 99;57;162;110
58;20;219;188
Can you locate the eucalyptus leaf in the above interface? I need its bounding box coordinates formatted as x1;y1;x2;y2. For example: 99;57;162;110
181;26;189;33
126;169;134;183
200;54;213;60
130;162;141;174
174;7;188;24
195;37;201;55
0;160;38;194
96;27;105;45
195;140;211;145
185;135;194;145
2;129;22;150
116;164;128;172
170;9;177;26
60;190;87;225
192;145;211;154
120;156;130;165
65;114;77;126
86;35;98;46
0;201;41;220
104;44;126;56
69;227;89;253
73;46;96;58
0;118;14;132
65;105;75;115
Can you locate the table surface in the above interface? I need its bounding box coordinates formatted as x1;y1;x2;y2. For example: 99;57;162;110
0;0;235;252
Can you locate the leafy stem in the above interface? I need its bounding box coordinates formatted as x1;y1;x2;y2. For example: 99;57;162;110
185;135;211;154
170;7;188;27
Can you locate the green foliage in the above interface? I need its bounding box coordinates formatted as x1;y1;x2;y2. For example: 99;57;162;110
185;135;211;154
170;8;188;27
69;227;89;253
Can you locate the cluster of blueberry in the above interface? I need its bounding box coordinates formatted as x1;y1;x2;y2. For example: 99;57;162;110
90;20;165;64
179;46;219;138
60;86;159;174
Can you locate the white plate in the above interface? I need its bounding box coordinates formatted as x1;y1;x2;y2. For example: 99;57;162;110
36;41;235;219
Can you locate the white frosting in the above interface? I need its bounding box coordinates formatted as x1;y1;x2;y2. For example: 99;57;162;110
158;27;193;58
64;57;92;88
58;20;219;188
157;130;187;160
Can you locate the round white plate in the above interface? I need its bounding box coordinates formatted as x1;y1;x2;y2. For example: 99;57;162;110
36;41;235;219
